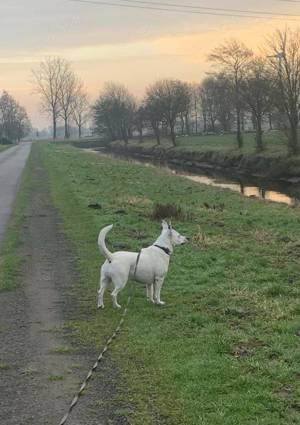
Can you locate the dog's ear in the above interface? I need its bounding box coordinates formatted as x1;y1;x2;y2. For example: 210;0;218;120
161;220;168;229
168;221;172;230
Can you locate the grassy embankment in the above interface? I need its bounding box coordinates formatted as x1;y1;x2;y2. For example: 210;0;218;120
37;142;300;425
73;132;300;178
0;153;33;291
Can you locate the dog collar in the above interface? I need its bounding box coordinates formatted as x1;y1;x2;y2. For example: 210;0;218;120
154;245;171;256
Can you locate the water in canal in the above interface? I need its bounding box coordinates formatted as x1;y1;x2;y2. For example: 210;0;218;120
86;149;300;207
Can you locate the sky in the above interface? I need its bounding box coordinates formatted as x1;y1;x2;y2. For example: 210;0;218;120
1;0;300;129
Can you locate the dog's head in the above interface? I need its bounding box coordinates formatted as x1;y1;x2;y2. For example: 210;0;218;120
161;220;188;246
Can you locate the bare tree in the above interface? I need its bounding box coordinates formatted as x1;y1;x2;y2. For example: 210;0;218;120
243;58;274;151
0;91;31;143
145;79;191;146
133;104;147;143
143;93;163;145
199;77;218;133
32;57;70;139
58;66;79;139
72;84;90;138
190;83;201;134
267;28;300;154
93;82;136;144
209;40;253;147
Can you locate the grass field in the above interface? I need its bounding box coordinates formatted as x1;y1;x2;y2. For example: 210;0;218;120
109;131;299;160
35;142;300;425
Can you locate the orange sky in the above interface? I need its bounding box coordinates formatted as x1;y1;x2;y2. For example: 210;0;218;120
1;1;300;128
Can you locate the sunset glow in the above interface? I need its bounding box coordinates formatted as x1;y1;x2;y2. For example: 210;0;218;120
1;0;300;128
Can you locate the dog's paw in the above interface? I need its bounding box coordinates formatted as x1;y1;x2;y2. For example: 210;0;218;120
97;304;104;309
113;304;122;309
156;301;166;306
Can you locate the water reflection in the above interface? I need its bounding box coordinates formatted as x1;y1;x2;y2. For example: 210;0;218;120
173;171;297;206
85;149;298;207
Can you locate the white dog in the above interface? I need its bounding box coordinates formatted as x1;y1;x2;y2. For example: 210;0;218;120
97;220;188;309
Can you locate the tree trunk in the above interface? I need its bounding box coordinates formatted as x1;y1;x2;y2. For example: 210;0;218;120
64;118;68;139
236;107;243;148
122;127;128;145
185;113;190;136
255;117;264;152
288;118;298;155
180;114;185;135
203;113;207;133
53;114;57;140
154;127;160;145
268;113;273;130
170;124;176;146
78;124;82;138
138;128;143;143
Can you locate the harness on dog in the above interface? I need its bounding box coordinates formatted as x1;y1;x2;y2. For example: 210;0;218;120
154;245;171;256
133;245;170;280
133;250;142;278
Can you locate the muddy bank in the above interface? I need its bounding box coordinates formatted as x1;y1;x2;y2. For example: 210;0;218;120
106;143;300;182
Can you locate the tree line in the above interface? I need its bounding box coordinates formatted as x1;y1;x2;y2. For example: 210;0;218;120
32;28;300;155
0;91;31;144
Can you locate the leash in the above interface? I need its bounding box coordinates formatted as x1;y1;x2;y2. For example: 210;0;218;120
58;290;133;425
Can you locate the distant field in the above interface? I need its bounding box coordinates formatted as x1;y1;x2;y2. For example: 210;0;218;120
67;131;297;159
37;142;300;425
123;131;293;158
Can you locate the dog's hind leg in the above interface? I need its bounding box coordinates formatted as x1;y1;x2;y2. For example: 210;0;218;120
97;274;110;309
111;276;127;309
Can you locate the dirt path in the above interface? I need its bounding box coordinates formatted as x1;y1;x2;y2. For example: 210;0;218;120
0;149;128;424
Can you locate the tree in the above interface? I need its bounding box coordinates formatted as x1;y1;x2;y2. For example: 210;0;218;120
267;28;300;154
144;92;163;145
145;79;191;146
133;104;146;143
199;77;218;132
32;57;70;139
243;58;274;151
0;91;31;143
93;82;136;144
209;39;253;147
190;83;201;134
58;66;79;139
15;106;32;142
213;73;234;132
72;84;90;138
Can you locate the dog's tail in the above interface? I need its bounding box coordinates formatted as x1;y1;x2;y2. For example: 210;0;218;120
98;224;113;262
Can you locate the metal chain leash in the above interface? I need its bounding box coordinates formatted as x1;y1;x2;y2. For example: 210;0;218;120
58;291;133;425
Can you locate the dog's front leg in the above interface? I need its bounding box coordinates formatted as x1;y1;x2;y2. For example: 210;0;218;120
153;277;165;305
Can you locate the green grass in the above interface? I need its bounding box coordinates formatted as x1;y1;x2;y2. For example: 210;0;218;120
0;153;33;291
35;143;300;423
51;345;75;354
48;374;64;381
113;131;299;159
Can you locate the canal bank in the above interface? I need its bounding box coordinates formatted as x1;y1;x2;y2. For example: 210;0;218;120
81;144;300;206
106;141;300;183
